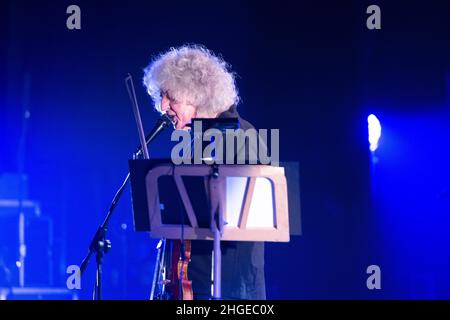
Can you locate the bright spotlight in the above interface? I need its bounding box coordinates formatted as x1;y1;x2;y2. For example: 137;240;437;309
368;114;381;152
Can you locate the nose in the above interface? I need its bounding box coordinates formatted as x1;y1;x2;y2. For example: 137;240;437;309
161;102;169;112
160;94;171;112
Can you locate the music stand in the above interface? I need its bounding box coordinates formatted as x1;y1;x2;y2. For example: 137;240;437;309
129;160;290;299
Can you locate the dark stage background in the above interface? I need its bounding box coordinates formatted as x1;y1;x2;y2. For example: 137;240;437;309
1;0;449;299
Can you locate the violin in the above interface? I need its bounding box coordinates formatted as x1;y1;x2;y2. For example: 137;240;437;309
165;239;193;300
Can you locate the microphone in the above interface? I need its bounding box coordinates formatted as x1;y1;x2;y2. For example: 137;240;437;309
134;113;173;157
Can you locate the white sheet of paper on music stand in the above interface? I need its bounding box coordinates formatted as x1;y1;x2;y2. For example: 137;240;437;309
226;177;275;228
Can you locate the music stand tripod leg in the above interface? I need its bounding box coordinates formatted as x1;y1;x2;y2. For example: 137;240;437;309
210;165;223;300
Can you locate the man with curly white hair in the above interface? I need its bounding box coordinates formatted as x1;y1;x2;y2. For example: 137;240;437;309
143;45;252;129
143;45;265;300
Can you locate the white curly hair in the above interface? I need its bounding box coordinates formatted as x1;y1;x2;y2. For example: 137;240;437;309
143;45;239;117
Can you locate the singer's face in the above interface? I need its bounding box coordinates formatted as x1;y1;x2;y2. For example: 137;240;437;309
161;94;197;130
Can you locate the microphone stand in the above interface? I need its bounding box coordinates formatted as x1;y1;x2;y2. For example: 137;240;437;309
78;131;169;299
79;74;172;300
79;171;129;300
